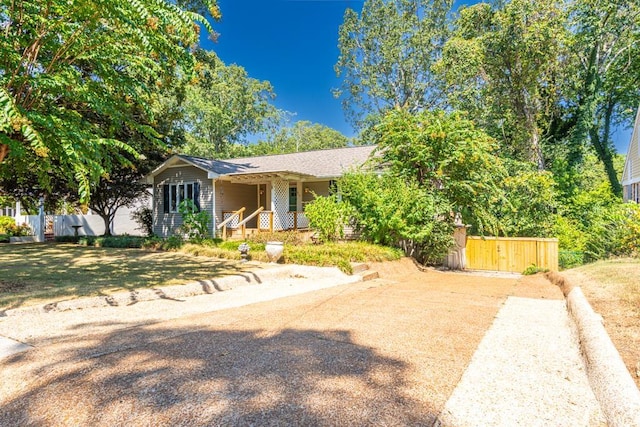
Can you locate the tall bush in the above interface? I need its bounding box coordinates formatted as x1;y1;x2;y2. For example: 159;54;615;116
131;207;154;237
304;194;349;243
340;172;453;264
177;200;210;242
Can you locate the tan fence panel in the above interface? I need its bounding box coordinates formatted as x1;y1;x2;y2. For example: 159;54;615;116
466;237;558;273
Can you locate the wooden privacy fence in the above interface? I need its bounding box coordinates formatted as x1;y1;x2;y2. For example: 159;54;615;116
466;236;558;273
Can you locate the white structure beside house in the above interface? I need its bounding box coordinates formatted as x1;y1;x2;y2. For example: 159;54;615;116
623;106;640;203
145;145;377;238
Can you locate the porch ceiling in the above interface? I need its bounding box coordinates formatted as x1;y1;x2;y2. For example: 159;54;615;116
222;171;316;184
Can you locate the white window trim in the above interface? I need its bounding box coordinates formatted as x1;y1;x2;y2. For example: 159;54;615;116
168;182;196;213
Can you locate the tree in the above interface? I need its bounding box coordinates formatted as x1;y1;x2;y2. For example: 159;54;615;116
334;0;452;131
567;0;640;196
179;49;278;158
371;109;507;234
0;0;219;201
251;121;353;156
87;127;166;236
437;0;568;169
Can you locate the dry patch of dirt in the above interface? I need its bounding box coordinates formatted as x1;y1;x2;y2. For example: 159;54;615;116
561;259;640;390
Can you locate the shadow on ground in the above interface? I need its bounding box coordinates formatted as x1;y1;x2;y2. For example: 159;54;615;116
0;325;437;426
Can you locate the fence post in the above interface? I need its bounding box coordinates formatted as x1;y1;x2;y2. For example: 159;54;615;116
36;197;45;242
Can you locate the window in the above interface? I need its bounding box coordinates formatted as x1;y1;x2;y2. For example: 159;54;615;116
289;187;297;212
163;182;200;213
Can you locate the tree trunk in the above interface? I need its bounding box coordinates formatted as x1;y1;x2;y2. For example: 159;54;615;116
589;127;622;197
99;213;113;236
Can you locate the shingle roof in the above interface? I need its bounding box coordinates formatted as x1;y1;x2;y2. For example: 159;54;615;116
178;145;377;179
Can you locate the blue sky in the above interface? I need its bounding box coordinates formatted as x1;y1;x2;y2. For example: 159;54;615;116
201;0;632;154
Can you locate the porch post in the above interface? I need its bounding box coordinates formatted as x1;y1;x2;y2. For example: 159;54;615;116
296;181;303;231
271;179;289;231
37;197;45;242
211;179;217;235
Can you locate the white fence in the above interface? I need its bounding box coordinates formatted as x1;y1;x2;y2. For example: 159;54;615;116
14;215;43;242
12;203;146;238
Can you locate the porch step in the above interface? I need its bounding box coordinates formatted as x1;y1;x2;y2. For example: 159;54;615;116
360;270;380;281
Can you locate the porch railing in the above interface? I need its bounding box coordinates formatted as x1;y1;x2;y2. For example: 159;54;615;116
218;207;245;239
236;207;264;239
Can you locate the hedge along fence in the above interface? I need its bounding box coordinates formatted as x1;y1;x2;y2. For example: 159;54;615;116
466;236;559;273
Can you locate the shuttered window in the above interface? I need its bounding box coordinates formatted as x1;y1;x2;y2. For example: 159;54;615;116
163;182;201;213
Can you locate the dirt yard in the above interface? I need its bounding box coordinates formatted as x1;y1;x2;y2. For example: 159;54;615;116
0;258;567;426
561;258;640;390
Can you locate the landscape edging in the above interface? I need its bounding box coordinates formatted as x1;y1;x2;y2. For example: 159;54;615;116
1;264;358;318
546;272;640;427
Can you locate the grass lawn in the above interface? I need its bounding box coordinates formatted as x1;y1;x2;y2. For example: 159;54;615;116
562;258;640;389
0;243;251;311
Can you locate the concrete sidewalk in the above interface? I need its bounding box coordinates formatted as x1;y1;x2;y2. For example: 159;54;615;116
0;260;623;426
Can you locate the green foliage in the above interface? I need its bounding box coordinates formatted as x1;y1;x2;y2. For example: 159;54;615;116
582;203;640;262
372;109;506;235
489;165;558;237
153;237;402;273
246;231;306;246
335;0;452;129
0;216;31;236
180;49;278;158
0;0;219;202
283;242;403;271
177;199;210;242
339;172;453;264
131;207;154;237
251;120;354;156
304;195;349;243
55;235;80;243
522;265;549;275
0;217;15;234
78;235;145;248
438;0;568;168
559;250;585;270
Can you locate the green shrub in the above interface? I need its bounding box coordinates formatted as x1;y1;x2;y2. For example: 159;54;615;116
0;216;14;234
164;234;184;250
559;250;585;269
178;200;210;242
131;206;154;237
522;264;549;275
0;217;32;236
0;234;9;243
304;194;348;243
78;236;96;246
339;172;453;264
55;235;80;243
77;235;144;248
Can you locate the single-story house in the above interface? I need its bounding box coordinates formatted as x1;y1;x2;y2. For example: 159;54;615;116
622;106;640;203
145;145;377;238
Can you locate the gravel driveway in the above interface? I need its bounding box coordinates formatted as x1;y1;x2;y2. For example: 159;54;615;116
0;259;603;426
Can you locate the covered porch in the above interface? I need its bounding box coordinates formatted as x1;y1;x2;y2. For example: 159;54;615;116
214;172;331;239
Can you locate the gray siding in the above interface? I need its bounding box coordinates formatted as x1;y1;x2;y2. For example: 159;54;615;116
153;166;213;238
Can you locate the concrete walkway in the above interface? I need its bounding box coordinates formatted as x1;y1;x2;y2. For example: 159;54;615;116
0;260;613;425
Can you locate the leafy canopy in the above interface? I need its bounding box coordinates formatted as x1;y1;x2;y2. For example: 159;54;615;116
0;0;219;201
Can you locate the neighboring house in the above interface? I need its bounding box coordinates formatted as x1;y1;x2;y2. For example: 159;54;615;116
145;145;377;238
622;106;640;203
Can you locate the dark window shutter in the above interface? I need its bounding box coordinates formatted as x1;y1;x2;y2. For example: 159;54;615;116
193;182;201;212
163;185;169;213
